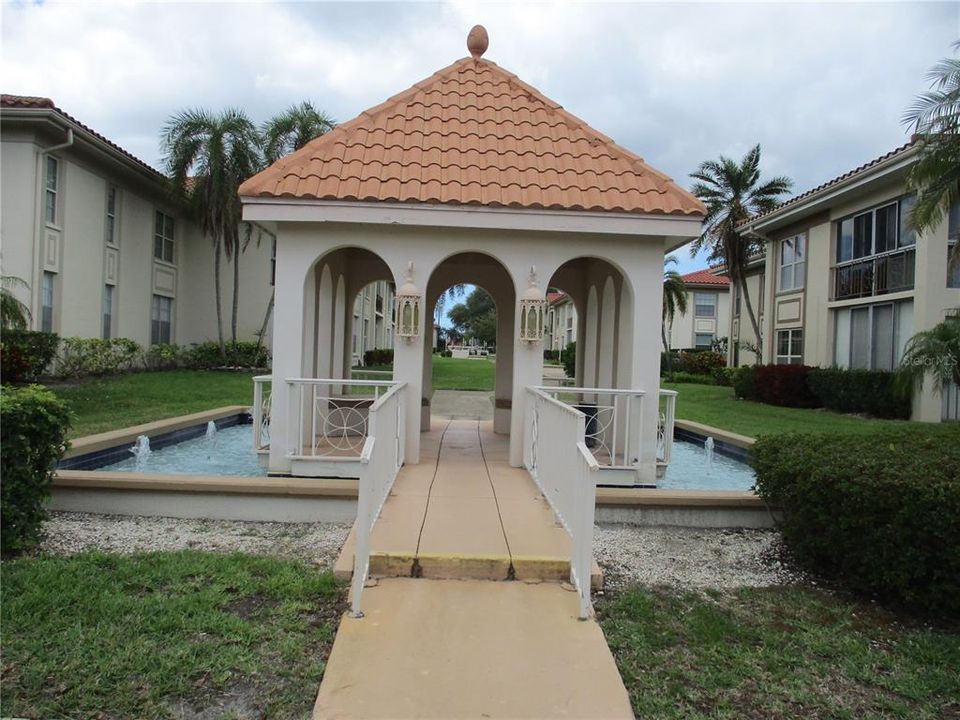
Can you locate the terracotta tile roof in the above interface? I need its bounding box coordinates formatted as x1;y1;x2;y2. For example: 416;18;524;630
739;140;916;228
546;291;568;305
1;93;165;180
239;55;705;217
680;269;729;286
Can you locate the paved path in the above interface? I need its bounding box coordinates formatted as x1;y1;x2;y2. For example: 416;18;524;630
319;419;632;719
429;389;494;420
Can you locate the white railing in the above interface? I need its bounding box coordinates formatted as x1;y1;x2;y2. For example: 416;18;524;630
351;382;406;617
658;389;677;464
286;378;399;459
524;387;596;619
533;386;645;469
540;375;575;388
252;375;272;452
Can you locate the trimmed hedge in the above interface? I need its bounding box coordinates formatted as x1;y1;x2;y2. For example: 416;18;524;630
363;348;393;367
677;350;726;375
732;365;758;400
53;337;142;378
752;428;960;613
0;330;59;383
188;341;269;369
808;367;910;420
562;341;576;379
1;385;71;551
753;364;819;408
666;371;718;385
712;366;735;386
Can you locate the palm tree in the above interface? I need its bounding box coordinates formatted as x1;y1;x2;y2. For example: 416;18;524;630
434;284;467;327
1;275;31;330
661;257;687;381
903;40;960;269
263;101;336;165
897;317;960;396
254;102;337;346
162;108;263;351
690;145;792;359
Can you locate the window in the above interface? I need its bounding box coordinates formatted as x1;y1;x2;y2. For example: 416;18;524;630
695;333;714;349
694;292;716;318
733;282;741;316
151;295;172;345
833;301;913;371
776;328;803;365
102;285;114;339
41;271;55;332
45;156;59;224
105;186;117;245
779;234;805;291
836;197;916;263
153;211;175;263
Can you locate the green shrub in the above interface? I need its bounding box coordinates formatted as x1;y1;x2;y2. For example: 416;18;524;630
143;343;186;370
1;385;71;551
187;341;269;369
543;349;560;362
0;330;59;383
677;350;726;375
808;367;911;419
712;366;735;386
362;348;393;367
752;427;960;613
732;365;758;400
562;341;576;379
53;337;143;378
753;364;820;408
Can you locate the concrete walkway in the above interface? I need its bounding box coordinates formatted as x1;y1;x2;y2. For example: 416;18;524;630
320;419;632;719
430;389;494;421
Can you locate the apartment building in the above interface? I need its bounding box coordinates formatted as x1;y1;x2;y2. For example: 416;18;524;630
545;291;576;353
0;94;394;355
352;279;395;364
735;141;959;422
668;269;730;351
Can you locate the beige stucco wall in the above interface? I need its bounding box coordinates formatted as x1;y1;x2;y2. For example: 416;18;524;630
0;135;39;312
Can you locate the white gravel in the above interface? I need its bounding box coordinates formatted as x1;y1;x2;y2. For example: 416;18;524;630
38;512;351;567
594;523;799;590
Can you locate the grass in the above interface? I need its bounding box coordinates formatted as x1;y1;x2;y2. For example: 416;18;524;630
51;370;257;438
363;356;496;391
1;550;344;719
597;584;960;720
661;381;953;439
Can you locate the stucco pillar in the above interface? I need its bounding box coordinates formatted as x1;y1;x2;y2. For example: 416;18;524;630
420;301;434;431
268;246;312;474
582;284;599;390
332;274;346;382
509;301;544;467
394;294;424;465
494;293;514;434
621;250;665;484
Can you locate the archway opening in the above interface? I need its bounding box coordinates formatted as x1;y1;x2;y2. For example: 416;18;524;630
423;252;515;434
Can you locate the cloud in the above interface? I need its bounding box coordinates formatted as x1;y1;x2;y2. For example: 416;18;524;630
3;0;955;272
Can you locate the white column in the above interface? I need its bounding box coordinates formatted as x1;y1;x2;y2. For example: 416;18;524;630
494;291;514;435
268;244;312;474
582;284;599;390
598;276;616;388
510;299;544;467
393;295;424;465
332;274;346;381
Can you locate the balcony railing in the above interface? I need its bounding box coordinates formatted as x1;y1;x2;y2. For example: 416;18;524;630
833;247;915;301
252;375;271;452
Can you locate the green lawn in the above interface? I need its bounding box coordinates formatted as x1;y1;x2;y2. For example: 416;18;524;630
1;551;344;719
363;356;496;391
662;381;953;439
51;370;257;438
598;584;960;720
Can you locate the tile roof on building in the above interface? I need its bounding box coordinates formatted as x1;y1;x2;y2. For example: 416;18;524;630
239;29;705;218
546;291;567;304
680;269;729;286
1;93;166;181
739;140;916;228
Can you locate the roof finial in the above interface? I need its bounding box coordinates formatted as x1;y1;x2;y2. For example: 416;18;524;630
467;25;488;58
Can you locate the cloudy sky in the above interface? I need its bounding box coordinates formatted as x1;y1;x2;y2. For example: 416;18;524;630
3;1;957;273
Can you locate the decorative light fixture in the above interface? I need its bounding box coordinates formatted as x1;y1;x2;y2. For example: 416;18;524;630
394;261;422;341
518;265;547;344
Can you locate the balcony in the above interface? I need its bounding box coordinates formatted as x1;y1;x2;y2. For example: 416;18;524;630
832;247;915;301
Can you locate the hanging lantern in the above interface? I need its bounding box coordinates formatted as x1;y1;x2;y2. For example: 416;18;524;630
394;261;422;341
518;265;547;344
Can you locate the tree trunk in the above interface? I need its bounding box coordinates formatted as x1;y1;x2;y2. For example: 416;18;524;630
213;241;225;355
256;290;275;352
661;319;674;382
738;273;763;362
231;244;240;344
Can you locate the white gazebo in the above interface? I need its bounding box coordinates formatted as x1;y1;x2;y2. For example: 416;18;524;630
242;26;704;487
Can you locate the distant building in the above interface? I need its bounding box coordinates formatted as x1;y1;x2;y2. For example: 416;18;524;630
0;94;392;354
545;291;576;353
667;269;730;351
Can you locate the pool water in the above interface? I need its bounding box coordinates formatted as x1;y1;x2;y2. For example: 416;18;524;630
659;440;755;492
104;424;267;477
